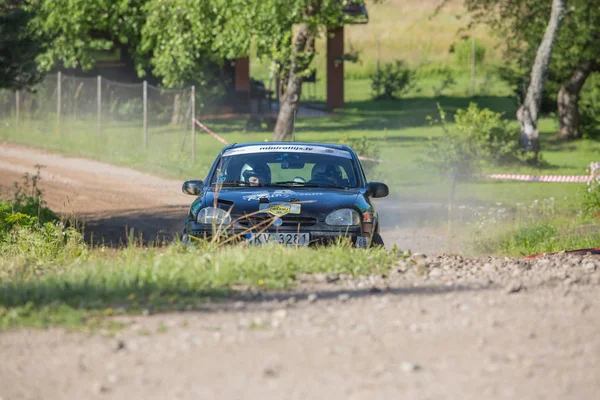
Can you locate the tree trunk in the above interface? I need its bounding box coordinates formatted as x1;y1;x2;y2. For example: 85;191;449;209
273;4;319;141
558;60;597;139
516;0;566;155
170;93;182;126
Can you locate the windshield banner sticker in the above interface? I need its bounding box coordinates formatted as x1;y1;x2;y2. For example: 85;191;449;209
259;202;301;216
223;145;352;159
242;190;324;201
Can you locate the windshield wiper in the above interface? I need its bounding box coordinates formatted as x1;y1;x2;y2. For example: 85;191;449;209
266;180;318;186
267;181;348;190
212;180;251;187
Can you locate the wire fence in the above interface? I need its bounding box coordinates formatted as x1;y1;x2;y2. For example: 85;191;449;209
0;73;198;159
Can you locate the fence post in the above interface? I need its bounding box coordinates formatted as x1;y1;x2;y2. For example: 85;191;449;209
97;75;102;135
470;38;476;95
15;90;20;126
143;80;148;149
57;72;62;131
191;86;196;163
447;174;457;252
376;38;381;73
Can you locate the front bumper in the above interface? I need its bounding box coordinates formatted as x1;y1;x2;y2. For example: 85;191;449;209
185;220;368;247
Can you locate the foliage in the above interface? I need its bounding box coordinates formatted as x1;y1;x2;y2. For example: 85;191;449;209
10;165;58;224
474;221;600;256
464;0;600;121
451;38;486;67
0;165;86;271
429;66;457;97
422;103;535;180
30;0;147;73
370;61;417;100
583;177;600;217
0;1;45;90
580;72;600;139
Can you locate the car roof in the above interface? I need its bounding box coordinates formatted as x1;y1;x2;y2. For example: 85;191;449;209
226;142;353;152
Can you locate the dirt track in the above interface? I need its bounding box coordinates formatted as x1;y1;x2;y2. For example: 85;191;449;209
1;143;599;399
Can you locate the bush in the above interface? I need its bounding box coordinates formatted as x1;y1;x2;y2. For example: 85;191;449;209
583;164;600;216
370;61;417;100
422;103;535;180
0;167;87;270
451;39;486;66
580;72;600;139
430;66;457;97
10;166;58;224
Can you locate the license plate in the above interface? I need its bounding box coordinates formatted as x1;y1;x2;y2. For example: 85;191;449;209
247;233;310;246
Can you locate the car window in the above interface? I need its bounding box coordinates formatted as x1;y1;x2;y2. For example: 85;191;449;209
211;145;360;188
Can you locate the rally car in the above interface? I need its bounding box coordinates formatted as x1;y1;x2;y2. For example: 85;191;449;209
181;142;389;247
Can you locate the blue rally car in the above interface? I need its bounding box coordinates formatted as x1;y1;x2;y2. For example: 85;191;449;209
181;142;389;247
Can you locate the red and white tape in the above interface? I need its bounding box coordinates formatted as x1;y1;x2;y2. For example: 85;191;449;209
480;174;592;183
194;119;228;145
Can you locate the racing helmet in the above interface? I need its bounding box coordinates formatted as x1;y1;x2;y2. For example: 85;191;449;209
311;163;342;184
240;161;272;184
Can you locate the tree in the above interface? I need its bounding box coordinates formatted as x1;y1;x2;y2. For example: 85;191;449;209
141;0;369;141
516;0;565;155
552;0;600;139
29;0;368;139
557;60;598;138
0;1;45;90
30;0;147;74
464;0;600;141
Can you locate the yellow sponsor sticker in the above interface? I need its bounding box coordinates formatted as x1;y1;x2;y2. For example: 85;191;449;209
259;202;301;216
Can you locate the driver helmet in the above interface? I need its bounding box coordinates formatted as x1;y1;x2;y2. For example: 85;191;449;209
311;163;342;185
241;161;272;184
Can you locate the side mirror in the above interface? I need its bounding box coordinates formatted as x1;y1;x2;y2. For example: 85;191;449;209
367;182;389;198
182;180;204;195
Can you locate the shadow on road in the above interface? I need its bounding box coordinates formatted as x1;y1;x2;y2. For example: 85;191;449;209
80;205;188;247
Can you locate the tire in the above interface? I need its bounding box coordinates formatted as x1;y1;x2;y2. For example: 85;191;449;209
371;232;385;248
181;229;190;245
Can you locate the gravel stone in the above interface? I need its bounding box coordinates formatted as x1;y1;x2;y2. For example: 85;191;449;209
583;262;597;271
113;339;126;352
338;293;351;302
428;268;443;278
271;309;288;320
505;281;522;294
400;362;422;373
307;293;318;303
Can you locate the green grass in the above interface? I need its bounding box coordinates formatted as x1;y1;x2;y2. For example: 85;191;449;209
0;242;399;329
474;221;600;256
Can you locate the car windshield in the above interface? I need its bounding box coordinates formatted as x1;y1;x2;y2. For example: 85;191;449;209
210;145;361;189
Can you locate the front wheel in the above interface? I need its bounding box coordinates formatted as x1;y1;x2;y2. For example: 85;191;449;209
370;232;385;248
181;229;190;245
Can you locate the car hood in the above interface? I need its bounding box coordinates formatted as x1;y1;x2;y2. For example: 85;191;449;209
203;187;361;217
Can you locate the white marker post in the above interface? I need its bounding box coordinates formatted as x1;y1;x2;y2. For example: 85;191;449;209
143;80;148;149
470;38;476;95
15;90;20;126
97;75;102;135
191;86;196;163
57;72;62;132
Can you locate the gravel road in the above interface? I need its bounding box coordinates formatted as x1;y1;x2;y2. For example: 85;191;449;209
1;143;598;399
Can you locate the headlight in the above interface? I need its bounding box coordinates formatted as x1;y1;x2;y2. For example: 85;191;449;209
197;207;231;225
325;209;361;226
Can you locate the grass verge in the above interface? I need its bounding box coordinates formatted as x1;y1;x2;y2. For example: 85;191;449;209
0;242;400;330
